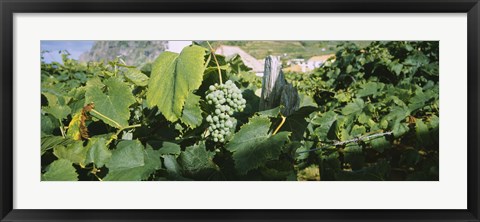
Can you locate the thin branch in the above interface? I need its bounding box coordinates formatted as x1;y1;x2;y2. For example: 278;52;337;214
58;119;66;138
106;124;142;145
89;109;122;128
203;52;212;71
297;131;393;154
206;41;222;84
332;131;393;146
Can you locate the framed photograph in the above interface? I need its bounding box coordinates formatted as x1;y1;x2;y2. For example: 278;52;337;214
1;0;479;221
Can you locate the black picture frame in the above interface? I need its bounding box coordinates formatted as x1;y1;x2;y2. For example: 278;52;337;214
1;0;479;221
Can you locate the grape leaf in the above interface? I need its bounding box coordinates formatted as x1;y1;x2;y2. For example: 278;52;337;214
180;93;203;129
53;141;88;166
43;105;71;121
342;98;364;116
281;106;317;141
312;111;337;140
41;114;57;134
85;77;135;128
85;138;112;168
157;142;181;155
226;116;290;174
392;120;409;138
42;92;71;120
125;68;149;86
66;111;82;140
163;155;182;176
350;125;366;137
415;119;431;147
298;93;318;108
146;45;206;122
179;142;218;177
42;159;78;181
141;146;162;178
106;140;144;170
104;140;161;181
356;82;381;97
258;106;282;117
41;135;75;156
369;137;391;153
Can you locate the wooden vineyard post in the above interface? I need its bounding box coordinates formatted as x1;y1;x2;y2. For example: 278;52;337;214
259;55;299;116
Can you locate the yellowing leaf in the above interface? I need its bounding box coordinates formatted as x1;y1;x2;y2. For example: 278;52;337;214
66;111;82;140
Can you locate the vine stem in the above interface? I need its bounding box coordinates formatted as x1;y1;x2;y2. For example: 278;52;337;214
106;124;142;145
88;108;141;145
90;109;122;128
332;131;392;146
206;41;222;84
58;119;66;138
91;167;103;181
297;131;393;154
272;114;286;135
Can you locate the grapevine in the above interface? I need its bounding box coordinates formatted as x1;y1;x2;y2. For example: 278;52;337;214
40;41;439;181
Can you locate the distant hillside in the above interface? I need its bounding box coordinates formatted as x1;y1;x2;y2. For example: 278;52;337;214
79;41;167;66
207;41;371;60
79;40;370;66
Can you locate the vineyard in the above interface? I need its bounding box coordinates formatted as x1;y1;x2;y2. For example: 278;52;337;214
41;41;439;181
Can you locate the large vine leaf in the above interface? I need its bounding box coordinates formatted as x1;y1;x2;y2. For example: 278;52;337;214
53;141;88;166
226;116;290;174
41;135;75;156
163;155;183;176
179;142;219;178
180;93;203;129
41;114;57;134
342;98;365;116
157;142;181;155
258;96;317;141
85;138;112;168
281;106;317;141
41;159;78;181
42;92;71;120
125;68;149;86
104;140;161;181
312;111;338;140
85;77;135;128
141;147;163;179
146;45;206;122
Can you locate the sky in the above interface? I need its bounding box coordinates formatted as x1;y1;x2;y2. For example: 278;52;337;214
41;41;94;63
40;40;193;63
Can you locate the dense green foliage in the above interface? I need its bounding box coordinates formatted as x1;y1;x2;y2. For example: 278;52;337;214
41;41;438;181
285;41;439;180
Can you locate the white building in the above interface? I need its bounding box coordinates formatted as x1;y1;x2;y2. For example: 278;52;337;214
215;45;265;76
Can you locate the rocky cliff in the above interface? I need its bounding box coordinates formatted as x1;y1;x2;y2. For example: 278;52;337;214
79;41;167;66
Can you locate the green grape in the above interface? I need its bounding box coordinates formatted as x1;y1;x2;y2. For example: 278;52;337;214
205;80;246;143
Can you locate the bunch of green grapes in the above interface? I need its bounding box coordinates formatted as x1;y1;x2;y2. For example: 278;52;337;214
205;80;246;143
